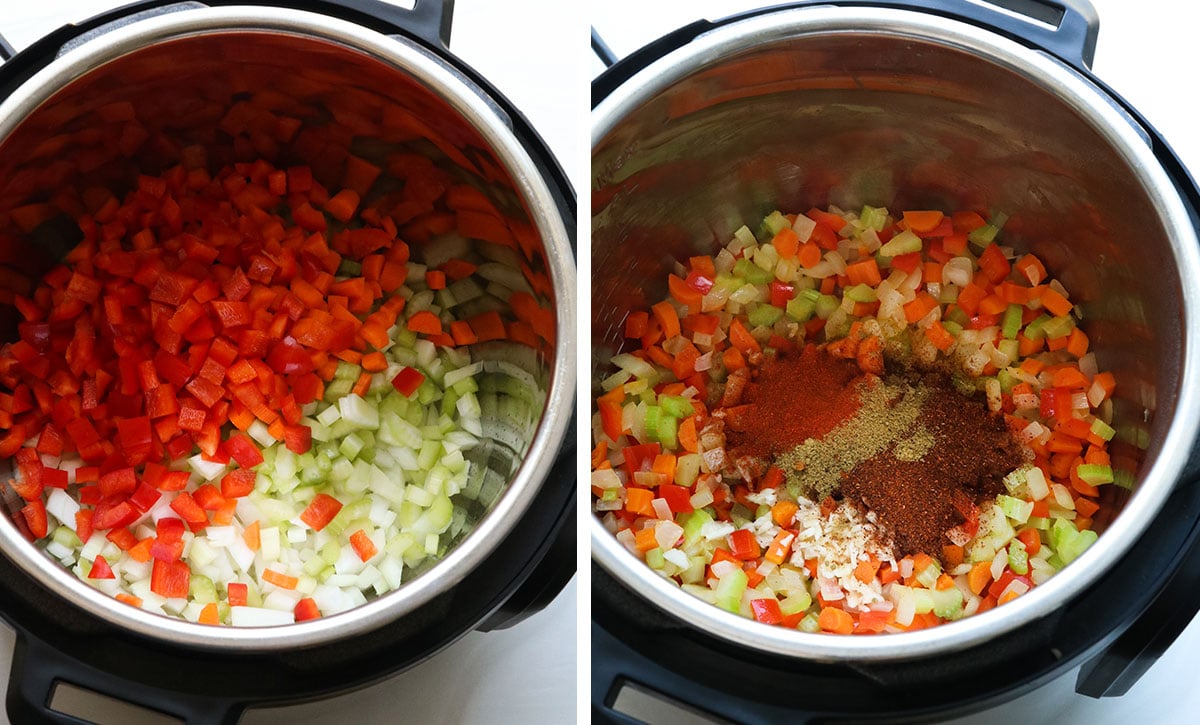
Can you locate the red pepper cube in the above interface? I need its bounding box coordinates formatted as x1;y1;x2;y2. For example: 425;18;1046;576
20;500;47;538
294;597;321;621
391;367;426;397
728;529;761;561
284;424;312;454
750;598;783;625
227;581;249;607
658;484;693;514
177;406;207;432
128;481;163;512
225;434;264;469
300;493;343;531
98;467;138;499
150;559;190;599
88;555;115;580
169;491;208;527
220;468;257;499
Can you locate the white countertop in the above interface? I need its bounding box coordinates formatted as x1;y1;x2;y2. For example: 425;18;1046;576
0;1;579;723
591;1;1200;723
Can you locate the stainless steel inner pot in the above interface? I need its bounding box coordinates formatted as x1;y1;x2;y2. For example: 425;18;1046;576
0;6;574;649
592;6;1200;661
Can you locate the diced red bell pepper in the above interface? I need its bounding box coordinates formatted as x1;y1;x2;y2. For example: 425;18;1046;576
658;484;694;514
88;555;116;579
728;529;761;560
284;424;312;454
227;581;248;607
391;367;425;397
150;559;190;598
300;493;343;531
768;281;795;308
169;491;208;527
622;443;661;477
128;480;163;512
750;598;783;625
220;468;257;499
98;467;138;499
294;597;321;621
225;433;264;468
92;500;139;531
21;500;48;539
116;416;153;465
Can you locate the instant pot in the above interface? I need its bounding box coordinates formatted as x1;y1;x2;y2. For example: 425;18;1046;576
592;0;1200;721
0;1;576;722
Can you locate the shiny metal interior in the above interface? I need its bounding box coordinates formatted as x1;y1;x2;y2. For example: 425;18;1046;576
0;7;574;648
592;7;1200;660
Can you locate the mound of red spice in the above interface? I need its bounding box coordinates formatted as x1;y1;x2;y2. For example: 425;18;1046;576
724;344;864;458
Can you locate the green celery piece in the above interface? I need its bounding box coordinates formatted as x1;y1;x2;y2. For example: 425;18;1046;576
748;304;784;327
682;509;713;547
786;289;820;321
1002;304;1023;339
659;395;694;419
1077;464;1114;486
845;283;878;303
714;568;748;612
1008;540;1029;576
657;414;679;450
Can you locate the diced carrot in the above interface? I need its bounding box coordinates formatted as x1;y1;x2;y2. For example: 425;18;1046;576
967;561;992;595
818;606;855;634
902;210;944;233
262;568;298;589
773;228;800;259
652;300;681;340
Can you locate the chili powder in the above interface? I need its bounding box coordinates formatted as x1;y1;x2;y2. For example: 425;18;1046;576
724;344;864;458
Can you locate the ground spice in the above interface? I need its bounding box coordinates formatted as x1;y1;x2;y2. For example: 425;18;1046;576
724;345;863;458
716;342;1026;562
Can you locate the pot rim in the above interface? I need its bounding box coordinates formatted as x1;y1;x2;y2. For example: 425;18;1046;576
0;5;576;650
590;5;1200;662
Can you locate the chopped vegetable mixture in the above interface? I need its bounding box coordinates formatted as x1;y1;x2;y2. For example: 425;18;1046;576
1;152;552;625
593;205;1136;634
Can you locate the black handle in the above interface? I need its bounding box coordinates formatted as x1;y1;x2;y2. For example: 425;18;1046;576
593;0;1100;108
7;633;244;725
478;496;576;631
591;27;618;68
306;0;455;48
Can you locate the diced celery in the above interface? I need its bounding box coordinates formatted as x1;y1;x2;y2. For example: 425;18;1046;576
879;230;922;256
996;494;1034;524
799;612;821;633
929;587;964;620
646;548;666;569
1008;540;1029;576
860;205;888;232
681;509;714;547
657;415;678;450
747;304;783;327
845;283;877;303
968;224;1000;246
815;294;840;319
1077;464;1113;486
760;211;789;238
659;396;694;419
1089;418;1116;442
1041;315;1075;339
786;289;820;321
714;568;748;613
1002;304;1023;339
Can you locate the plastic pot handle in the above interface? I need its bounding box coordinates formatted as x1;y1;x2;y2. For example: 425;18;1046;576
6;632;244;725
